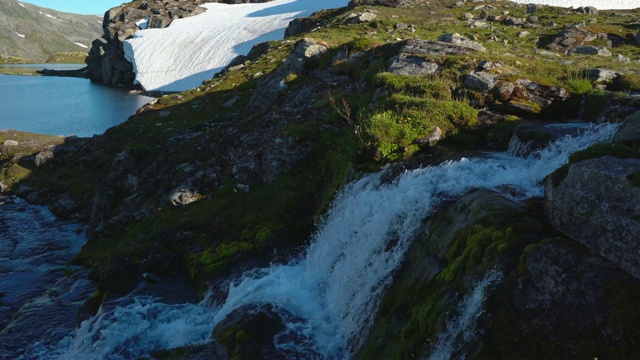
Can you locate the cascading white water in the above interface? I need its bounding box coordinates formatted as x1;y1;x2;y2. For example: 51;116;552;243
429;271;503;360
50;123;618;359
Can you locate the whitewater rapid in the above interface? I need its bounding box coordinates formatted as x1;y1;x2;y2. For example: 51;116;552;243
41;122;617;359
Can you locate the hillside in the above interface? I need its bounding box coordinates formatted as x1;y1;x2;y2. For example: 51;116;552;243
1;0;640;358
0;0;102;62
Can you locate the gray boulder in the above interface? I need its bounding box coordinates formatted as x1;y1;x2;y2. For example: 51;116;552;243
400;38;485;56
586;68;621;83
35;144;77;167
170;187;201;206
613;111;640;146
548;28;599;53
51;195;79;218
437;33;486;52
545;156;640;279
283;38;327;71
2;140;18;146
413;126;442;146
346;11;377;23
570;45;612;56
387;54;440;77
463;71;498;92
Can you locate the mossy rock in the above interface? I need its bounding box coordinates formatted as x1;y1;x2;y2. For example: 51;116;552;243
212;304;286;360
360;189;550;359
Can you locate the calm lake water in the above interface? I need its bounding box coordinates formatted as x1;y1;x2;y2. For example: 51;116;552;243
0;73;152;137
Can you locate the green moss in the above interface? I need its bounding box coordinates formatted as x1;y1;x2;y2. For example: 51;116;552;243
361;192;545;359
608;73;640;92
373;72;452;100
45;52;87;64
547;143;639;188
627;171;640;188
569;142;639;164
583;88;610;121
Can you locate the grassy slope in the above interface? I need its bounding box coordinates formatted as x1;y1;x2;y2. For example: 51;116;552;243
1;0;639;324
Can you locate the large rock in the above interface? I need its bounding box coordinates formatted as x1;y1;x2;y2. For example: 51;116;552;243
282;38;327;71
436;33;486;52
570;45;612;56
212;304;288;359
493;79;569;117
346;11;377;23
545;156;640;279
509;240;640;357
34;144;77;167
399;38;485;57
387;54;440;77
613;111;640;146
547;27;600;53
463;71;498;92
587;68;621;83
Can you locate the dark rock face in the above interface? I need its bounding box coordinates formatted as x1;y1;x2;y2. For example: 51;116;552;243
284;17;317;38
507;241;640;357
212;304;287;359
613;111;640;146
545;156;640;279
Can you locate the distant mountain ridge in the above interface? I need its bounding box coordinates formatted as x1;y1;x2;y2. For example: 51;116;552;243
0;0;102;62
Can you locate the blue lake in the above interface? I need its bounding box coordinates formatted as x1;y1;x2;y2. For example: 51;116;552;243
0;73;152;137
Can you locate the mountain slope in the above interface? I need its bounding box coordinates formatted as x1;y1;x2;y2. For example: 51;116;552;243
0;0;102;61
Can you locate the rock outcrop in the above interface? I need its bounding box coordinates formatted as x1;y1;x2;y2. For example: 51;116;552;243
545;156;640;279
86;0;208;87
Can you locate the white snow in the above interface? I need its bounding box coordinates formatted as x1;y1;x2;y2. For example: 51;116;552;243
136;17;149;30
74;42;88;49
123;0;640;92
124;0;349;92
15;32;25;38
18;3;25;8
509;0;640;10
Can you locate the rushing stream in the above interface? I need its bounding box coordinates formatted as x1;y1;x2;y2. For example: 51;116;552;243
3;123;618;359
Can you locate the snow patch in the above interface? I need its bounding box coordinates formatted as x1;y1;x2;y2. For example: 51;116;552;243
16;32;25;38
74;42;88;49
136;17;149;30
124;0;349;92
19;2;25;7
509;0;640;10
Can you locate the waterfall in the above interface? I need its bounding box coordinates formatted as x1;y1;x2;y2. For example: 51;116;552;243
428;271;503;360
47;123;618;359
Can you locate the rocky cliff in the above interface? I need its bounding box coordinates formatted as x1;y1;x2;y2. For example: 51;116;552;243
2;0;640;358
86;0;276;87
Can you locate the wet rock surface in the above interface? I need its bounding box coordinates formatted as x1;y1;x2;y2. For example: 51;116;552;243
545;156;640;279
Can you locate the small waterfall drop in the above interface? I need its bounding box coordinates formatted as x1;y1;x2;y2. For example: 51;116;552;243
428;271;503;360
49;123;618;359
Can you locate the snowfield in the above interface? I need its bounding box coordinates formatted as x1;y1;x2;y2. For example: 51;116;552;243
124;0;640;92
124;0;349;92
